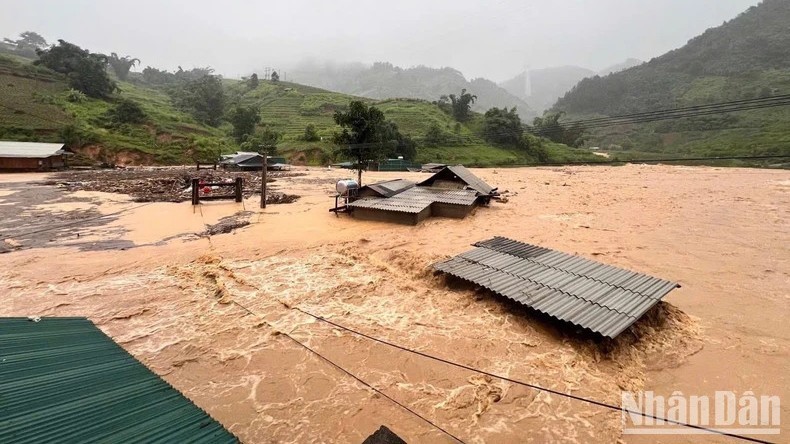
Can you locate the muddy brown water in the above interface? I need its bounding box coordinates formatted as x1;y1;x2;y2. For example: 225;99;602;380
1;165;787;443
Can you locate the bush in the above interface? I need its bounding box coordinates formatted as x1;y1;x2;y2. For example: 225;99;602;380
302;124;320;141
109;99;146;124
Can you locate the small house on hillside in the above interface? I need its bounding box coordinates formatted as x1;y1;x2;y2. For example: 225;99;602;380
345;165;498;225
0;141;70;172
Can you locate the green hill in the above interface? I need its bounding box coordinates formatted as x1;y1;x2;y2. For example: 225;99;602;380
287;62;537;120
0;53;597;166
552;0;790;159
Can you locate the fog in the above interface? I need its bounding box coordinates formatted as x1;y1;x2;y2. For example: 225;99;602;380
2;0;760;81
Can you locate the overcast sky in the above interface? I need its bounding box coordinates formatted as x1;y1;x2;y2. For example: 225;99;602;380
2;0;760;81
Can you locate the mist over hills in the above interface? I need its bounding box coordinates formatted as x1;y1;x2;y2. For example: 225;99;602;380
286;61;537;120
498;59;643;113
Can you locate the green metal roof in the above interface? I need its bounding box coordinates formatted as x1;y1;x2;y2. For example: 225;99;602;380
0;317;237;443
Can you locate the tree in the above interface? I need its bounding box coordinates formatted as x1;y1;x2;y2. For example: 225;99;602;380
483;107;523;145
3;31;47;58
248;72;259;89
531;111;586;147
229;105;261;143
141;66;176;85
170;75;226;126
302;124;320;142
107;53;140;81
424;122;444;147
333;101;403;184
109;99;146;124
240;129;281;155
258;128;281;153
270;71;280;82
436;95;452;115
448;88;476;121
35;40;116;98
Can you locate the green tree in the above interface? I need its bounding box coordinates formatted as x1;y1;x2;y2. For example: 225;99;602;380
141;66;176;85
302;124;320;142
3;31;47;58
107;53;140;81
171;75;226;126
483;107;523;145
35;40;116;98
333;101;402;184
229;105;261;143
109;99;146;124
240;129;281;155
248;72;259;89
424;122;447;147
448;88;477;121
270;71;280;82
531;111;586;147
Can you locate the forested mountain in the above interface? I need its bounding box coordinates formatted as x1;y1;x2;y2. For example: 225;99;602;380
551;0;790;159
597;58;643;77
555;0;790;116
286;62;537;120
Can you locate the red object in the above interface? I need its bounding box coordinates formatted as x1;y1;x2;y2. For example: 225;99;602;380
202;186;211;194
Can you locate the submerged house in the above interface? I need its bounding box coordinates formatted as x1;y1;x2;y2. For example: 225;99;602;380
346;165;498;225
0;141;70;172
220;152;288;171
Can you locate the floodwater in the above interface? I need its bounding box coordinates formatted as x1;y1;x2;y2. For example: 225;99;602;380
1;165;788;443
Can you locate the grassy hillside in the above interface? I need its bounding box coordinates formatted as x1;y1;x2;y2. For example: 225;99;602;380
553;0;790;159
0;54;598;166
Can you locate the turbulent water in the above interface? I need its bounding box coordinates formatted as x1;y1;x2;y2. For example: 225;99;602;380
2;165;787;443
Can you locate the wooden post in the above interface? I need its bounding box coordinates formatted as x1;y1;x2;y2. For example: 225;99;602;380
191;178;200;205
235;177;243;202
260;151;267;209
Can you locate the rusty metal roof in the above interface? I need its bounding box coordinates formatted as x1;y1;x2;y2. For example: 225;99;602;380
433;237;680;338
0;317;237;443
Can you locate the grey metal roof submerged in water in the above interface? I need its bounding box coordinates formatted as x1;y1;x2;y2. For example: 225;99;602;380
418;165;496;195
433;237;680;338
364;179;416;198
0;317;238;443
347;187;479;213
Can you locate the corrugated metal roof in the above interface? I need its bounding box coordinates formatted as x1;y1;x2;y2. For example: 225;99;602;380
348;187;479;214
0;141;65;158
433;237;680;338
417;165;496;195
364;179;416;198
0;317;237;443
396;187;479;206
446;165;495;195
347;197;430;214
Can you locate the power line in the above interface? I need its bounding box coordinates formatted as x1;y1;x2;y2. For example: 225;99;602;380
230;301;465;444
556;94;790;126
285;306;775;444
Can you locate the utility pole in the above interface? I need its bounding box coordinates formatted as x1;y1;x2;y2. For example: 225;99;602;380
260;149;267;209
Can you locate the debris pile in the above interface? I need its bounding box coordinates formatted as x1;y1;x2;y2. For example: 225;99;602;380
49;169;304;203
201;212;254;236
